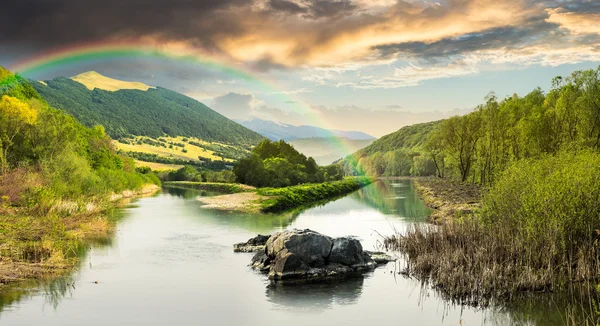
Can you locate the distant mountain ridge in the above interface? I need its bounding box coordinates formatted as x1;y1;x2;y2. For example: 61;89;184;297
31;72;264;145
236;118;375;141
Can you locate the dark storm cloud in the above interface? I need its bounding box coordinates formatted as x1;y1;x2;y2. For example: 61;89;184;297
373;20;557;61
0;0;249;46
2;0;600;70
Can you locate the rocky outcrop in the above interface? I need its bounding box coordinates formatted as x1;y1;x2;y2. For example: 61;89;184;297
234;229;393;283
233;234;270;253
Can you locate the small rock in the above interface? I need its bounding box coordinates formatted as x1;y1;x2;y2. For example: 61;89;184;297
233;234;270;252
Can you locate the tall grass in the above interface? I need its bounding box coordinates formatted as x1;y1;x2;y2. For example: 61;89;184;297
385;151;600;310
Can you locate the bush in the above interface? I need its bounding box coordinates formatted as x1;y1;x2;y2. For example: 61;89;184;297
482;151;600;253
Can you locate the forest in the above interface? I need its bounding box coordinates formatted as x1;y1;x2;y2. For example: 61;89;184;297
344;66;600;185
234;139;344;188
0;67;160;276
380;66;600;315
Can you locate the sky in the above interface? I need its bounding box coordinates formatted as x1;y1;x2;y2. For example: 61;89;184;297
1;0;600;137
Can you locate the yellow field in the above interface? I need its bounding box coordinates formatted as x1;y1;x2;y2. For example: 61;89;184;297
71;71;154;92
116;136;247;172
133;160;183;171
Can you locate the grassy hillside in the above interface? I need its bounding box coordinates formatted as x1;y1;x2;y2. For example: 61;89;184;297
342;120;442;176
355;120;440;156
31;73;264;145
72;71;154;91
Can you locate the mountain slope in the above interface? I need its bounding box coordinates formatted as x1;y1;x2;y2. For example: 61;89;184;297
288;137;374;165
31;73;264;145
237;118;375;141
72;71;154;91
341;120;442;176
355;120;441;157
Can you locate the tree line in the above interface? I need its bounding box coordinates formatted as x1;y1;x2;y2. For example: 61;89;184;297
343;66;600;185
235;139;343;188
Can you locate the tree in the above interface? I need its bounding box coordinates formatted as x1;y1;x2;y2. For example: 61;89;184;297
424;129;446;178
440;114;482;182
0;96;38;173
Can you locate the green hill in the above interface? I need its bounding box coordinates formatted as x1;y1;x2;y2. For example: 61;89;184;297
354;120;440;157
30;73;264;145
341;120;441;177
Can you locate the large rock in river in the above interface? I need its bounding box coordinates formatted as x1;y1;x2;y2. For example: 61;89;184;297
266;229;333;267
235;229;393;283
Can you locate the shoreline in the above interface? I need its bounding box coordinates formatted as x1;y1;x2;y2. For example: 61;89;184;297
188;177;375;214
410;177;481;224
0;184;160;286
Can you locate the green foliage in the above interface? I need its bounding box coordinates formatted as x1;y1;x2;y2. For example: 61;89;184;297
31;77;264;145
158;165;237;183
482;151;600;253
341;121;441;177
234;139;342;187
257;177;374;213
344;65;600;183
0;68;160;210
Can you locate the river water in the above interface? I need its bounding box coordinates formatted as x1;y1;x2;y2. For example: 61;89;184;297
0;180;565;325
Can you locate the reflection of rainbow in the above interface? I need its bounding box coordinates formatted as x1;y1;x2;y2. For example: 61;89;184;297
8;41;361;171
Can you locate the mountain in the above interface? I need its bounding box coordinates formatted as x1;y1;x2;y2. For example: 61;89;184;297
31;72;264;145
354;120;440;157
236;118;375;141
288;137;374;165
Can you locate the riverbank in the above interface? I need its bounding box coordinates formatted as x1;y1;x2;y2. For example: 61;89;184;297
195;177;375;213
163;181;255;194
411;177;481;224
0;184;160;285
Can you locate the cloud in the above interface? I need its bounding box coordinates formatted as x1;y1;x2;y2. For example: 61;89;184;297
211;92;258;120
2;0;600;84
315;105;474;137
546;8;600;35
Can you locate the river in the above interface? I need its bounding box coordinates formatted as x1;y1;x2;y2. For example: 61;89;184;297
0;180;568;325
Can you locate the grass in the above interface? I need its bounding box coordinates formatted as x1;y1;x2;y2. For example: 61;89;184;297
383;152;600;316
163;181;255;194
257;177;375;213
0;177;160;284
115;136;242;164
133;160;183;171
71;71;154;92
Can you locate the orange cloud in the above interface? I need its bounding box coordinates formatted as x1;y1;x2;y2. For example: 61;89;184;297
546;8;600;35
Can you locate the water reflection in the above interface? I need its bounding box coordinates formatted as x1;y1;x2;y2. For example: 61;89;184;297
350;179;431;219
1;181;592;325
162;185;222;199
266;277;365;312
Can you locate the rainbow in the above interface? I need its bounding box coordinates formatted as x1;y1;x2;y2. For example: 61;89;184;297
7;41;362;171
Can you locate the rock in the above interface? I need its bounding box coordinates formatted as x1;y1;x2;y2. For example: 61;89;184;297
268;249;308;280
266;229;333;267
233;234;270;252
329;237;364;266
251;251;271;272
364;251;394;265
236;229;395;284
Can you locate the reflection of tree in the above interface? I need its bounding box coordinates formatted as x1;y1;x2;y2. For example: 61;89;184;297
266;277;364;312
162;186;220;199
350;180;431;219
485;289;600;326
0;273;76;314
165;185;302;234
